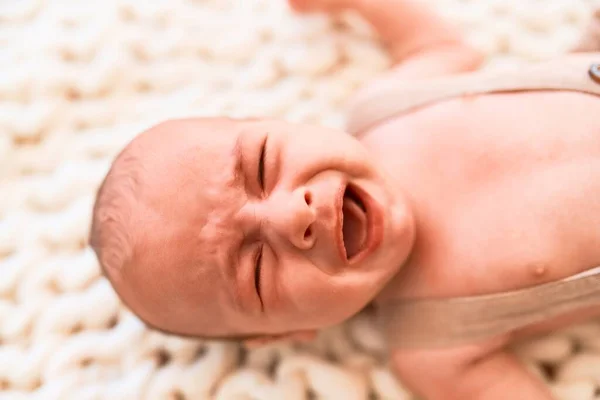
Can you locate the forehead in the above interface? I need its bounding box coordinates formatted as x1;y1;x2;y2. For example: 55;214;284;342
136;118;249;264
124;119;252;334
138;119;243;205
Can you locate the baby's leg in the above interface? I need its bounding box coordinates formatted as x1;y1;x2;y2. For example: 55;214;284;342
390;338;555;400
571;8;600;53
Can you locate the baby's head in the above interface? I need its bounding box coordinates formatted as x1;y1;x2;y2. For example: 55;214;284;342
90;117;415;346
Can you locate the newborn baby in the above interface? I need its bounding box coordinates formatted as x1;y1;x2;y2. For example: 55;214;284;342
90;0;600;399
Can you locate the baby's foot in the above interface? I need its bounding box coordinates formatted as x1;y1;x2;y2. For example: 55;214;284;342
572;8;600;52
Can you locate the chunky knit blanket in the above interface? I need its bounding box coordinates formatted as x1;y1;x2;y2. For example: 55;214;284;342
2;0;600;399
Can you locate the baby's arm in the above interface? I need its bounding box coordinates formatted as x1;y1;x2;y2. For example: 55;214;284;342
572;8;600;52
311;0;486;109
293;0;484;78
389;340;555;400
348;0;484;78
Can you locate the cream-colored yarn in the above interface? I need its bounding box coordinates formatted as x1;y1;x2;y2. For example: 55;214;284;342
2;0;600;399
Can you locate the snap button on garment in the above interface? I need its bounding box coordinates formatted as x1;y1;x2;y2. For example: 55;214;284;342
589;63;600;84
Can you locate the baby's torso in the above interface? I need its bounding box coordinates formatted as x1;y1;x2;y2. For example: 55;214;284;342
366;89;600;301
347;55;600;346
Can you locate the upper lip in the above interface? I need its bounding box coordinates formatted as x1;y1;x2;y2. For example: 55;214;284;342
334;180;384;266
335;181;348;263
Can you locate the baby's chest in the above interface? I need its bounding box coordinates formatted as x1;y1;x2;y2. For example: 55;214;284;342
374;101;600;301
391;188;600;302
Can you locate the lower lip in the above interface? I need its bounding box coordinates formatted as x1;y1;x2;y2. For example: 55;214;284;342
346;183;384;265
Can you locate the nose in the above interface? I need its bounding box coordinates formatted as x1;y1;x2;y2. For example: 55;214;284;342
264;188;316;250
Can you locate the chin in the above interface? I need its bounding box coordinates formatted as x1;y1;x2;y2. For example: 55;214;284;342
376;204;416;277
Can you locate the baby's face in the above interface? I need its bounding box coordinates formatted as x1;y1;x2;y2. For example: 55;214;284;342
116;118;415;340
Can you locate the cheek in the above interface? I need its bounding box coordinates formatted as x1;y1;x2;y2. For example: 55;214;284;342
276;259;368;318
275;259;335;314
279;260;327;298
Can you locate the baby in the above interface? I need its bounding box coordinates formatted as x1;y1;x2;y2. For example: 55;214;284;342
89;0;600;399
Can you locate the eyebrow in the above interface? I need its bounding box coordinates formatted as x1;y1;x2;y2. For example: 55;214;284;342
225;134;250;313
226;250;247;313
231;135;244;184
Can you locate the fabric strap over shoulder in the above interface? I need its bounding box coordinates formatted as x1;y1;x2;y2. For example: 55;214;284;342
346;54;600;136
378;267;600;349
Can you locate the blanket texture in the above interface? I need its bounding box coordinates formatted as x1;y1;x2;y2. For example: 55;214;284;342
1;0;600;399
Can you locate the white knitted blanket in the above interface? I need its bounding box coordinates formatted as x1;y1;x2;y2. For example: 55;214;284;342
2;0;600;399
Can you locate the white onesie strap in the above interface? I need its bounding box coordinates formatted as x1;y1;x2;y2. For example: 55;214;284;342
564;265;600;281
377;266;600;349
346;54;600;136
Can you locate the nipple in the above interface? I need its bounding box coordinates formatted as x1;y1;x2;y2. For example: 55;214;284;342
532;264;547;278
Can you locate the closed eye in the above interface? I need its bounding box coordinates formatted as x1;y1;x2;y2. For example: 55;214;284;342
255;245;263;309
258;137;266;190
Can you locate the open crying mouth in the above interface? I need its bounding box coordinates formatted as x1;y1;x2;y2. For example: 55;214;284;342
341;186;367;260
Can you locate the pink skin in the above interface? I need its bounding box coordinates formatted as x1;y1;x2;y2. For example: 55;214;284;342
113;118;415;340
94;0;600;398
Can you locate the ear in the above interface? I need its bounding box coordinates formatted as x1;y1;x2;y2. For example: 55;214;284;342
243;330;317;349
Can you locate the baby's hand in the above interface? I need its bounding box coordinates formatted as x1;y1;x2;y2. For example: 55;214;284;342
288;0;352;13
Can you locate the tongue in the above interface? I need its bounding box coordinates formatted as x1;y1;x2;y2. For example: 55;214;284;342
342;196;367;259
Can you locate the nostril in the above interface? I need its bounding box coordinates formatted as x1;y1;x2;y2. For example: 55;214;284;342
304;192;312;205
304;227;312;240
